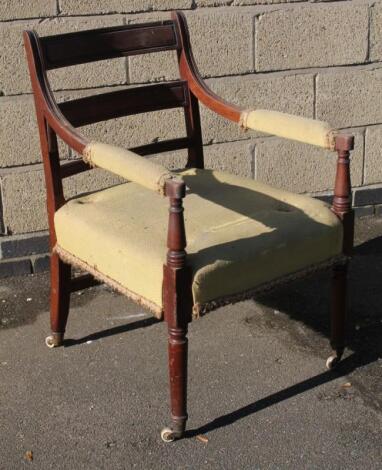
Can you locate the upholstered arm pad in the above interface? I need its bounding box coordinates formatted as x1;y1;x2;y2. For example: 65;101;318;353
83;142;174;194
240;109;338;150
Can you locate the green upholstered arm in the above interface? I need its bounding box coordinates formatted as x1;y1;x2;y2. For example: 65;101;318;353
83;142;175;195
240;109;338;150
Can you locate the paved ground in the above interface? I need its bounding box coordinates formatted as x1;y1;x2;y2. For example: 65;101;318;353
1;216;382;469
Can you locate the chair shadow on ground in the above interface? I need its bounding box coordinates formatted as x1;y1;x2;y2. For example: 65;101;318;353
62;232;382;437
63;316;158;346
186;232;382;437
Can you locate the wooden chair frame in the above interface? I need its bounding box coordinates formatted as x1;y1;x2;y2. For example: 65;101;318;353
23;11;354;442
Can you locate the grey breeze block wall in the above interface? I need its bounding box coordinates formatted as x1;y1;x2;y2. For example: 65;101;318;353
1;0;382;277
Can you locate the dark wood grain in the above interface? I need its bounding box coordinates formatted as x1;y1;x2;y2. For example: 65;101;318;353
41;21;179;69
59;81;188;127
163;178;192;438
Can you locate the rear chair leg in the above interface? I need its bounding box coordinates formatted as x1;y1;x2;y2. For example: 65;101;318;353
45;252;71;348
326;262;348;369
161;324;188;442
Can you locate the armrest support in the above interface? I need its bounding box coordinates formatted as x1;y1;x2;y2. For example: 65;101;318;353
240;109;337;150
83;142;175;195
172;12;339;151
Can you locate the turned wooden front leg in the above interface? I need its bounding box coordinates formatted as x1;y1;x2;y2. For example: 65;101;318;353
162;178;192;440
330;262;348;357
326;134;354;369
167;322;188;434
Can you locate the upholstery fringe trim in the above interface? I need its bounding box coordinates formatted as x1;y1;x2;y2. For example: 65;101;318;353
192;255;348;319
54;244;164;319
55;244;347;322
82;143;96;167
326;130;339;152
238;109;251;132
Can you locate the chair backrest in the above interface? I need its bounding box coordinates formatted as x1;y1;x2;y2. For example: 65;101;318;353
23;17;204;232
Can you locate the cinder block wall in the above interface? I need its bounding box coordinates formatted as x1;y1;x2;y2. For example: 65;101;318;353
1;0;382;277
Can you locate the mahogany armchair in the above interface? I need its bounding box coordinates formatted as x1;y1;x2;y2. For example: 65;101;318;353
24;11;354;442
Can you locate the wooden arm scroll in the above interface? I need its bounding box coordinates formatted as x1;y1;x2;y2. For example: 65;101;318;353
172;11;242;123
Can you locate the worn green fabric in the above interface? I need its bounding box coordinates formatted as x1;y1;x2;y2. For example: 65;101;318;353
54;169;343;312
83;142;174;194
241;109;337;150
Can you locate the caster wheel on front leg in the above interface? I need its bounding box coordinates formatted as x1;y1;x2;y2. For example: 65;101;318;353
161;427;175;443
160;426;184;443
326;353;341;370
45;333;64;348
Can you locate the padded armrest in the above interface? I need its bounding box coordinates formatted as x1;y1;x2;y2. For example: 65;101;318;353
240;110;338;150
83;142;174;195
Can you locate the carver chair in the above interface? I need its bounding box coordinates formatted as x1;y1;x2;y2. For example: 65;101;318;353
24;11;354;442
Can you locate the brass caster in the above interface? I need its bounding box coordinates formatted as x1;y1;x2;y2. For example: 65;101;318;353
160;427;183;443
326;354;340;370
45;333;63;348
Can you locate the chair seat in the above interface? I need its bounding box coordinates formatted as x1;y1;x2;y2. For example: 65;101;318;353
55;168;343;318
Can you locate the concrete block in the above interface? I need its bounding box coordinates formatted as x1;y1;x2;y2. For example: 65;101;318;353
126;12;179;84
0;20;38;95
0;167;123;234
354;186;382;207
31;254;50;273
370;2;382;62
0;96;39;167
0;0;56;20
0;96;70;167
201;73;314;144
204;140;253;177
129;50;179;84
150;150;188;170
196;0;303;5
0;231;49;260
39;16;127;92
184;9;253;77
255;4;368;71
0;258;32;278
195;0;231;5
316;67;382;128
129;8;253;82
60;0;191;15
354;205;374;218
375;204;382;217
364;126;382;185
255;131;363;193
77;97;186;149
0;16;126;95
151;140;252;177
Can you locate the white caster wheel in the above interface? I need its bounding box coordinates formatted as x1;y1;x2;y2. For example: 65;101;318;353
45;334;63;348
45;335;56;348
326;354;340;370
161;427;175;443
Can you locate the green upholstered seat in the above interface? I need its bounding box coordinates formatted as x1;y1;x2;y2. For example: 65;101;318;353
54;168;342;318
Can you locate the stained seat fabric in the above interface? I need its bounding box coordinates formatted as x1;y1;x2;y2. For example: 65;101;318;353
54;169;343;317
